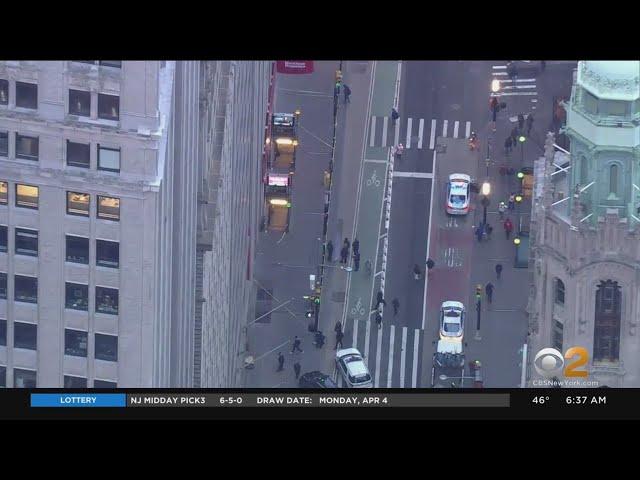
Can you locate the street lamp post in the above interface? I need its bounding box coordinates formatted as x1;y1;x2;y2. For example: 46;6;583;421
519;134;526;167
481;181;491;226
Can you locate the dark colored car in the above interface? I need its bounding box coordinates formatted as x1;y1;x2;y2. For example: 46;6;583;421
299;371;337;388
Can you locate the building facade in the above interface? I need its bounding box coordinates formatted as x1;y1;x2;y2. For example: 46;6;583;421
528;61;640;387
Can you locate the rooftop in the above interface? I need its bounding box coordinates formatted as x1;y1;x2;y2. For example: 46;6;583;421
577;61;640;101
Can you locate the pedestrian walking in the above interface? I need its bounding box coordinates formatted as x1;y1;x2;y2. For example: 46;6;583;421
334;320;342;334
504;136;513;155
498;201;507;219
413;264;422;280
392;298;400;316
335;330;344;350
508;193;516;210
352;238;360;255
293;362;301;379
426;258;435;271
326;240;334;263
475;224;484;243
517;113;525;130
343;237;350;253
485;223;493;240
526;114;534;135
277;352;285;372
290;336;303;354
395;143;404;160
490;97;498;112
391;108;399;125
344;84;351;104
504;218;514;240
376;291;386;309
511;126;519;146
495;263;503;279
353;252;361;271
485;282;494;304
340;246;348;264
376;312;382;329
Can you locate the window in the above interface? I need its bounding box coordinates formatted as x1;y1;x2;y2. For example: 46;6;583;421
15;228;38;257
68;89;90;117
64;329;88;357
552;320;563;351
64;375;87;388
0;131;7;156
583;89;598;114
601;99;629;117
0;366;5;388
14;275;37;303
67;191;90;217
96;287;118;315
15;134;38;161
94;379;117;388
0;181;7;204
98;94;119;121
14;322;37;350
99;61;122;68
13;368;36;388
555;279;565;305
95;333;118;362
0;319;6;346
96;240;119;268
98;145;120;172
0;225;6;252
66;235;89;264
15;184;38;209
65;283;88;311
97;196;120;221
66;140;90;168
0;272;6;299
610;164;619;196
0;79;8;105
15;82;37;109
594;280;622;363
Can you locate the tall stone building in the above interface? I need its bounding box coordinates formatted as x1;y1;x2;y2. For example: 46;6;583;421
528;61;640;387
0;61;269;388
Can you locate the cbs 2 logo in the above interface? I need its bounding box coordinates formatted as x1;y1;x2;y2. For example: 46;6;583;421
534;347;589;378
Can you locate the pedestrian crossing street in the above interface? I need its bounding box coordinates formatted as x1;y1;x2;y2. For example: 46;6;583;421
368;116;472;150
490;62;538;112
332;318;424;388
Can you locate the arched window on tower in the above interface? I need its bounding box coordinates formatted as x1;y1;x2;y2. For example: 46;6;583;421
555;278;565;305
594;280;621;363
609;164;619;197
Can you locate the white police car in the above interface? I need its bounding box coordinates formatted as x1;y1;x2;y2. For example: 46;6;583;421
446;174;471;215
336;348;373;388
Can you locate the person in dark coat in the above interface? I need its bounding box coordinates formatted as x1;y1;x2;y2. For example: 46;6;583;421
511;126;519;145
376;291;386;309
485;224;493;240
475;224;484;242
517;113;525;130
526;114;534;135
391;108;399;125
376;313;383;329
495;263;503;279
293;362;301;379
426;258;435;271
340;246;348;264
392;298;400;316
352;238;360;255
326;240;334;263
353;252;361;271
504;136;513;154
277;352;285;372
290;336;303;354
485;282;494;304
334;321;342;334
344;84;351;103
335;330;344;350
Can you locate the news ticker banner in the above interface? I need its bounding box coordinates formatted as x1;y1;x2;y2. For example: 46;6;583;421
31;393;509;408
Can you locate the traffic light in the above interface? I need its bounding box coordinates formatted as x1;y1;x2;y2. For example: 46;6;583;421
475;284;482;301
314;296;320;305
515;194;523;203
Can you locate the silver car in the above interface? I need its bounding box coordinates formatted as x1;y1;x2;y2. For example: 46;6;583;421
336;348;373;388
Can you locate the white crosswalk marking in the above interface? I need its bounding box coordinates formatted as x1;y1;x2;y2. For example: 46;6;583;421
387;325;395;387
417;118;424;149
429;119;436;149
465;121;471;138
412;330;420;388
453;120;459;138
399;327;407;387
382;116;389;147
406;117;413;148
374;323;383;387
370;116;376;147
442;119;448;137
492;65;506;70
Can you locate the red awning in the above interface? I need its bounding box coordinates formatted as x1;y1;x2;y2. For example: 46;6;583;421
276;61;314;74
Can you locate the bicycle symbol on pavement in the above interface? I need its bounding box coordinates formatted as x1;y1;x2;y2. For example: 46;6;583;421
366;170;381;188
351;297;366;316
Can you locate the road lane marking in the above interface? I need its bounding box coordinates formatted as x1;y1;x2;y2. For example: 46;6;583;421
412;330;420;388
417;118;424;149
503;84;537;90
382;116;389;147
442;119;448;137
364;159;388;164
364;320;371;364
375;323;383;387
406;117;413;148
369;116;376;147
387;325;395;387
491;92;538;97
352;318;359;347
422;148;437;331
394;119;400;146
393;171;433;178
531;98;538;102
465;121;471;138
453;120;459;138
429;119;436;149
492;65;507;69
399;327;407;387
492;72;508;76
